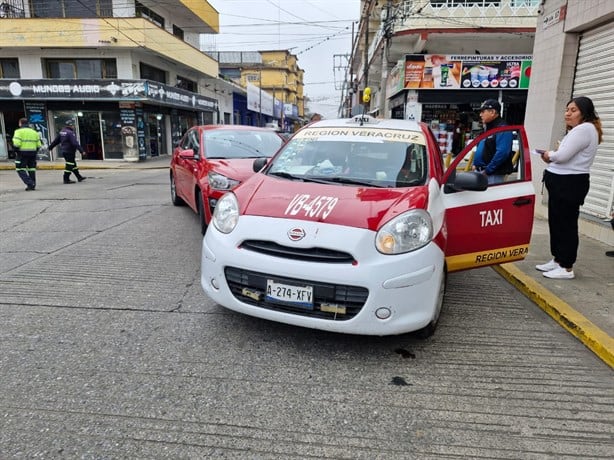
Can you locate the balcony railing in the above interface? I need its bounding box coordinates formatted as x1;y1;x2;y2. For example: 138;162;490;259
0;0;25;18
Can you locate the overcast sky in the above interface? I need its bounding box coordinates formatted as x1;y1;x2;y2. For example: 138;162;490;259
206;0;360;119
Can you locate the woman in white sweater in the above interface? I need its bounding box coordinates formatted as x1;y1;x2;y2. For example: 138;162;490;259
535;96;603;279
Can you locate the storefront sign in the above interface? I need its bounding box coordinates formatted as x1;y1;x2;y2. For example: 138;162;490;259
135;107;146;161
386;59;405;98
404;54;532;90
543;5;566;30
25;102;50;160
246;83;273;116
0;79;217;112
283;103;297;120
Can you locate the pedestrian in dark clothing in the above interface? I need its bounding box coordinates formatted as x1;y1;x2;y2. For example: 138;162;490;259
12;117;41;191
48;119;86;184
535;96;603;279
473;99;514;184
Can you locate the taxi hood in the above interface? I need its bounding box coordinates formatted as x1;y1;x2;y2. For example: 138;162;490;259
235;174;429;231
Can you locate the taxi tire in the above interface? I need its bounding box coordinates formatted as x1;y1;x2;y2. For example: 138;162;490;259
197;193;208;235
170;173;185;206
416;270;447;339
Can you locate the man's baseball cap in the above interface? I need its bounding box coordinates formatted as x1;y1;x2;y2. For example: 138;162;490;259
479;99;501;112
65;119;75;126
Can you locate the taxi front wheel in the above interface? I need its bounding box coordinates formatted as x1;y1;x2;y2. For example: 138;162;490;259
416;270;447;339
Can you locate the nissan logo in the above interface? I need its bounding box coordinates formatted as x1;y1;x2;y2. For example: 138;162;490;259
287;227;306;241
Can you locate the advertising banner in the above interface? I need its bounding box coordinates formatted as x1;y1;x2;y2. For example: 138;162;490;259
404;54;532;90
386;59;405;98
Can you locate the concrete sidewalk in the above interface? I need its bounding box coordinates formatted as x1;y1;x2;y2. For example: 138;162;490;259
494;217;613;367
1;156;612;367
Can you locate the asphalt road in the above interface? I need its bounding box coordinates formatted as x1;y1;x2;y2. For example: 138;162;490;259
1;169;612;459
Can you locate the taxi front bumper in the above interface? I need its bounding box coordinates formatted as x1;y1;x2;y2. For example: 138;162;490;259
201;216;445;336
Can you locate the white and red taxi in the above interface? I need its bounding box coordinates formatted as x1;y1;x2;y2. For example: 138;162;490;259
201;115;535;336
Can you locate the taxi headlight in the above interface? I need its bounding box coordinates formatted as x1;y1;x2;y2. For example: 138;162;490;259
375;209;433;254
212;193;239;234
208;172;240;190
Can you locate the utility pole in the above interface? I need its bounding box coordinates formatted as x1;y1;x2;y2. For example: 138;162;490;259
258;68;262;126
379;0;393;117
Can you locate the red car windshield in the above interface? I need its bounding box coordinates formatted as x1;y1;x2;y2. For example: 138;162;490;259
204;130;283;159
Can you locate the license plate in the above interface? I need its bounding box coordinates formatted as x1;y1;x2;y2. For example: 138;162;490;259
266;280;314;309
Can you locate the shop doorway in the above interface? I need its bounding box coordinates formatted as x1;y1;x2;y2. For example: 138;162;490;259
1;111;22;159
79;112;103;160
145;114;160;157
50;111;103;160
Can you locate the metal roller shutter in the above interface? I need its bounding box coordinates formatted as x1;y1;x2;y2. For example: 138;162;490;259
573;22;614;219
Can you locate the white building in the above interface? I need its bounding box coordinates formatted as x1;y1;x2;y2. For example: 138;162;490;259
0;0;237;162
525;0;614;244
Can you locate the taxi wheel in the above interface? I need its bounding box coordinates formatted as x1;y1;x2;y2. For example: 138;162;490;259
416;270;447;339
170;173;185;206
197;193;208;235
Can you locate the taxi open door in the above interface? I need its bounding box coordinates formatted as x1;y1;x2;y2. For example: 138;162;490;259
441;125;535;272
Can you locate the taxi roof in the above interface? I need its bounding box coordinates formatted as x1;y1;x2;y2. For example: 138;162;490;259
306;115;423;132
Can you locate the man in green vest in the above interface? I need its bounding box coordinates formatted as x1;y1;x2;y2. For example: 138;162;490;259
12;118;42;191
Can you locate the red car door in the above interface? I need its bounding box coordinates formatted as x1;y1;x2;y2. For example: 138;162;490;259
174;129;201;210
441;125;535;272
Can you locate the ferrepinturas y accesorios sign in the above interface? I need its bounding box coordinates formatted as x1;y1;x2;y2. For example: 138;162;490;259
404;54;532;90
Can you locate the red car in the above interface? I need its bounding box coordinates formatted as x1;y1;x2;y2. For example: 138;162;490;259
170;125;285;234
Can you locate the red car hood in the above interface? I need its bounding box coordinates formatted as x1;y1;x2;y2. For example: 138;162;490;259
235;175;429;231
209;158;265;182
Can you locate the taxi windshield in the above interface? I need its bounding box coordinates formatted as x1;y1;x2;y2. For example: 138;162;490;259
267;127;428;187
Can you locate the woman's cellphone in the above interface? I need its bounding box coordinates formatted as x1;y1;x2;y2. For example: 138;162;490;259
535;149;546;155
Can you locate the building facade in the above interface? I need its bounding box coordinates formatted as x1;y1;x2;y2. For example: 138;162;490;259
209;50;305;133
347;0;539;154
0;0;234;162
524;0;614;244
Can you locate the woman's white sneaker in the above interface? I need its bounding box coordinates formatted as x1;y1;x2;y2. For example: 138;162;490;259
543;267;575;279
535;259;559;272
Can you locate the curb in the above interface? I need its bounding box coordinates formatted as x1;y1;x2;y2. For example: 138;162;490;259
493;263;614;368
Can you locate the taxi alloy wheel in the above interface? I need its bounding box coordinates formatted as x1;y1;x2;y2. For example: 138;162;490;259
197;193;208;235
416;269;447;339
170;173;185;206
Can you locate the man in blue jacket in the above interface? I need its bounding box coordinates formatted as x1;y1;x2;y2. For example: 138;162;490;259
48;119;86;184
473;99;514;185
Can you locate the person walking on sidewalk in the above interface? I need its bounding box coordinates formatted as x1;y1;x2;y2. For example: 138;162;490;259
12;118;41;191
48;119;86;184
535;96;603;279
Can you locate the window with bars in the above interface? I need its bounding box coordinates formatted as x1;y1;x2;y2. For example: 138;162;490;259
44;59;117;78
173;25;184;40
430;0;502;6
0;59;20;78
176;76;196;92
30;0;113;18
135;1;164;28
140;63;166;84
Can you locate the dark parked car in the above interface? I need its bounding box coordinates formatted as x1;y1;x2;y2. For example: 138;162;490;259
170;125;285;234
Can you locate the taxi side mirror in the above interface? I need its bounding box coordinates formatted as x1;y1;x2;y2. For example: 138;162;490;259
444;171;488;193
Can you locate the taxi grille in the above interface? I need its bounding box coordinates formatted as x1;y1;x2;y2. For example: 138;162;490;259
224;267;368;320
240;240;355;264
